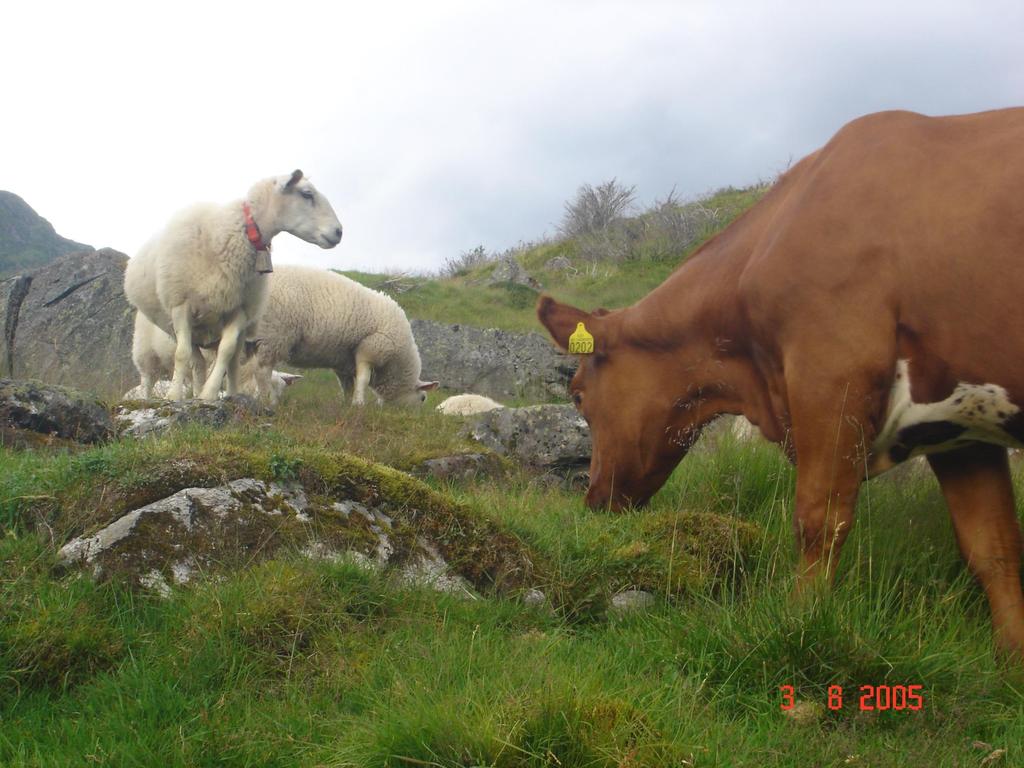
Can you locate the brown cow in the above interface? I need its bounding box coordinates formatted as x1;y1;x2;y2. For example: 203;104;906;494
538;108;1024;658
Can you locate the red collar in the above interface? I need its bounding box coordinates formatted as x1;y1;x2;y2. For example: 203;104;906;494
242;202;270;252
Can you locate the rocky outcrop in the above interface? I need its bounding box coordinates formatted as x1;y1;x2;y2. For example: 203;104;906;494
116;395;270;439
0;379;114;443
9;248;135;399
0;191;92;278
412;319;575;401
413;452;507;482
56;462;533;597
467;404;591;471
57;478;475;596
485;257;541;289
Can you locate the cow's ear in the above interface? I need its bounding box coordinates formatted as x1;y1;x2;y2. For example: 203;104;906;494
537;295;592;352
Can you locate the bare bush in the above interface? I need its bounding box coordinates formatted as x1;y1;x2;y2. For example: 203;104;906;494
559;179;637;240
441;245;494;278
637;188;723;260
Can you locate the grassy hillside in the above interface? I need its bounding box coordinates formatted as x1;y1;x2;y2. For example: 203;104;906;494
2;377;1024;766
345;186;767;333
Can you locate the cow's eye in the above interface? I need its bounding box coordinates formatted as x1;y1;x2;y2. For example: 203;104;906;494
300;189;314;201
571;391;583;407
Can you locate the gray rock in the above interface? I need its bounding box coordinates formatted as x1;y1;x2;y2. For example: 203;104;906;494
116;395;270;438
0;379;114;443
523;588;547;608
1;275;32;377
58;476;476;596
414;452;505;482
609;589;656;616
412;319;575;401
468;404;591;471
486;257;541;289
12;249;135;400
543;256;573;272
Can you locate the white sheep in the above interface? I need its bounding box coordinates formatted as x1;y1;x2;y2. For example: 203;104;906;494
436;394;505;415
246;265;439;406
126;310;301;400
123;170;342;401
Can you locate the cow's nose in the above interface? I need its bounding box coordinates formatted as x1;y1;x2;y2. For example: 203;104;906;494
335;226;343;241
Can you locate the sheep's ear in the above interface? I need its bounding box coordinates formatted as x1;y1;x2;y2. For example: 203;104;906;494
281;373;303;386
284;169;303;189
417;380;440;392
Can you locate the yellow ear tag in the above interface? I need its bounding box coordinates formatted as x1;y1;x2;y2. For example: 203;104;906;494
568;322;595;355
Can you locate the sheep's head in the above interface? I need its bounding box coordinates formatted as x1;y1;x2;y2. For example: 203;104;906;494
392;380;440;407
258;170;343;249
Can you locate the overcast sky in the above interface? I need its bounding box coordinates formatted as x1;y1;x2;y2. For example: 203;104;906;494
3;1;1021;274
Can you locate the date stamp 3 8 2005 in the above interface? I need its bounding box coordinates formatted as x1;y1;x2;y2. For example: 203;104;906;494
780;684;924;712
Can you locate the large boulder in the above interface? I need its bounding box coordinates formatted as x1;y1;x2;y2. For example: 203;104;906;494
11;248;135;400
1;275;32;377
468;404;591;471
412;319;575;401
0;379;114;443
55;456;535;596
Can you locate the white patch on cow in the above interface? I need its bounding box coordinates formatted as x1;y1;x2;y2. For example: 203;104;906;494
869;359;1023;475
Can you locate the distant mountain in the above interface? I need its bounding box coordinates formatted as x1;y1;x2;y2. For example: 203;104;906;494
0;191;93;278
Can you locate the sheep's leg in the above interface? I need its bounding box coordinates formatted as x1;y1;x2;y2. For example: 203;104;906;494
200;312;247;401
140;371;154;399
168;304;193;401
333;368;352;404
254;361;275;404
226;346;242;397
352;358;372;406
190;347;207;398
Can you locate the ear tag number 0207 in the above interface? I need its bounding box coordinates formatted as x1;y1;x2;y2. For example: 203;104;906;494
568;322;594;355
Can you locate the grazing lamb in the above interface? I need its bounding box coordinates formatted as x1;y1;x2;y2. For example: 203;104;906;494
123;170;342;401
436;394;504;416
126;311;301;400
246;266;439;406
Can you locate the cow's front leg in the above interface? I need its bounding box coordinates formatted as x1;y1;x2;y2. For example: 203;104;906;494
786;361;886;593
792;458;862;592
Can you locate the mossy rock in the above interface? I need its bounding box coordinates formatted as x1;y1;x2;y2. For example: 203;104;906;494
0;378;113;443
53;446;535;596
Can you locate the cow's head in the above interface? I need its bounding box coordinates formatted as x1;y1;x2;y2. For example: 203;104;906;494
539;295;725;510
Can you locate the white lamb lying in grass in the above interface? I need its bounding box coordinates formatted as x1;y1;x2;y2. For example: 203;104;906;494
436;394;505;415
246;266;438;406
126;310;301;401
124;170;342;401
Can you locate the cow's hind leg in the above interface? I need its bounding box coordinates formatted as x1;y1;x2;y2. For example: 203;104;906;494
928;444;1024;659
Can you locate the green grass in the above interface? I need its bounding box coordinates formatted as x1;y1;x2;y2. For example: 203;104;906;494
3;370;1024;766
